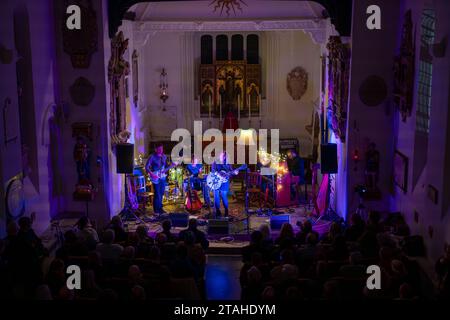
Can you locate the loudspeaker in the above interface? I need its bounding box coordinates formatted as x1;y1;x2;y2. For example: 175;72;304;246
169;213;189;228
321;143;338;174
208;219;229;234
116;143;134;174
270;215;290;230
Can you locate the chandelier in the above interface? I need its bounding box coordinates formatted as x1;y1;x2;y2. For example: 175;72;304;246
210;0;247;16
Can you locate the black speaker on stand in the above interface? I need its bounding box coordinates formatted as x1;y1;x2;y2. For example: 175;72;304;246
321;143;338;174
116;143;144;224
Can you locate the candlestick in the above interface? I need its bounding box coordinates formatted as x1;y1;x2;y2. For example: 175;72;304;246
259;94;262;120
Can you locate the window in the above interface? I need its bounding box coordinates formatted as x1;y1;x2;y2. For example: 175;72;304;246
247;34;259;64
201;35;213;64
231;35;244;60
416;9;435;134
216;35;228;61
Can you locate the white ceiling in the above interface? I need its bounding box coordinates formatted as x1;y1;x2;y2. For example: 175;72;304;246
129;0;326;21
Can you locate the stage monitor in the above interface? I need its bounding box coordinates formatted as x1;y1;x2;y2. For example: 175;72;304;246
208;219;229;235
270;215;290;230
169;213;189;228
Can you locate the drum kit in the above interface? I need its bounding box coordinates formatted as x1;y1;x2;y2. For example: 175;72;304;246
129;164;211;214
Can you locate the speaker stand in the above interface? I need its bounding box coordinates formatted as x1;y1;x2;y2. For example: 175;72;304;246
119;174;145;225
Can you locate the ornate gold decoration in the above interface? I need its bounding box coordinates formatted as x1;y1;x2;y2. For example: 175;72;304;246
210;0;247;16
108;31;130;145
287;67;308;101
326;36;350;142
62;0;98;68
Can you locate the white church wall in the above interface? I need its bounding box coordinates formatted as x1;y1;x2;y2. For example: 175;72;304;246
138;29;321;158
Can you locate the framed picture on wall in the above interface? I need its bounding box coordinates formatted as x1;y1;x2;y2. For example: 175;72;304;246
394;150;408;193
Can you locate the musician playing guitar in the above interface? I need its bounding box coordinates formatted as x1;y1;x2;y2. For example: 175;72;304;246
146;143;176;214
211;151;240;219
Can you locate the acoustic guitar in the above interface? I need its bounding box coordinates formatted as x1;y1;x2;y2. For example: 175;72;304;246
206;164;247;191
185;176;203;212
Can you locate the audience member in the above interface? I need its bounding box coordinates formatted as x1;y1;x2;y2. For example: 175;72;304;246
96;229;124;262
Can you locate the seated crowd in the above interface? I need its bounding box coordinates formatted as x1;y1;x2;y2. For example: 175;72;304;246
0;211;449;300
240;211;450;301
0;216;208;300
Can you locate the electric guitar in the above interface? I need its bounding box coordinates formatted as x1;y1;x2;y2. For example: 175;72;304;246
206;164;247;191
148;162;178;184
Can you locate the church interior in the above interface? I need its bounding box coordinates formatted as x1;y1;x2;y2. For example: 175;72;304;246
0;0;450;302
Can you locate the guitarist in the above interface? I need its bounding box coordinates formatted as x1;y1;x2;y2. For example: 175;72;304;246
211;151;238;219
146;143;170;214
186;155;211;208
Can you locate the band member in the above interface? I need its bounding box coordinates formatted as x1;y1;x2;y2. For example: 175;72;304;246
146;143;169;214
286;149;305;201
211;151;238;218
186;155;211;207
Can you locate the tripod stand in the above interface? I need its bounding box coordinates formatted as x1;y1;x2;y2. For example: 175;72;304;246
119;174;145;224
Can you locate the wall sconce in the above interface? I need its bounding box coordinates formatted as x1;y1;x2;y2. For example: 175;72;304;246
159;68;169;103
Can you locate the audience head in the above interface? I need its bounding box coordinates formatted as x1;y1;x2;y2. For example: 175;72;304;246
247;266;262;285
123;246;136;260
35;285;53;300
279;223;294;239
183;231;196;246
391;259;407;277
258;224;271;241
250;230;263;245
261;286;276;300
136;225;149;240
128;265;142;283
349;251;363;265
111;215;123;228
162;219;172;232
18;216;32;232
131;285;146;301
301;220;313;233
323;280;340;300
188;218;198;230
63;230;78;244
155;232;167;245
329;222;342;236
399;283;414;300
305;232;319;246
102;229;115;245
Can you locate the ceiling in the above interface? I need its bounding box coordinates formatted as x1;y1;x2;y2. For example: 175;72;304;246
128;0;326;21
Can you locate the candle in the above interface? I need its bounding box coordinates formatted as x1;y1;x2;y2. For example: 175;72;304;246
238;94;241;122
208;95;212;119
249;95;251;119
259;94;262;119
219;95;222;122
